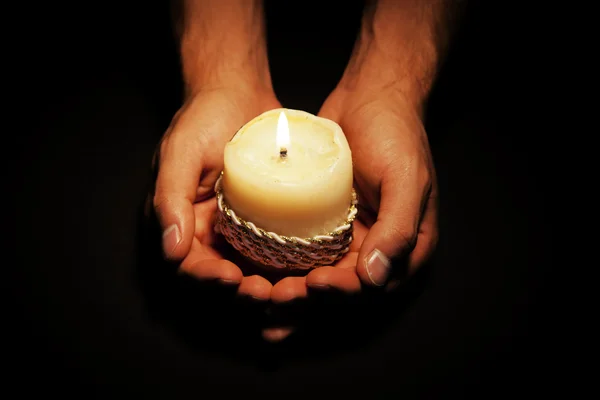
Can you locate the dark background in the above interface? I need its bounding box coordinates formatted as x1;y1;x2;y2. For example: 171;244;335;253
7;1;557;397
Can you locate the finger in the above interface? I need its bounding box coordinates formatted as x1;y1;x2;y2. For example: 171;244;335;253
333;251;359;269
270;277;308;304
195;169;223;202
305;266;362;294
180;239;243;284
408;192;439;275
154;123;205;262
317;93;343;122
237;275;272;301
193;198;218;246
356;163;431;287
180;258;243;284
262;327;295;342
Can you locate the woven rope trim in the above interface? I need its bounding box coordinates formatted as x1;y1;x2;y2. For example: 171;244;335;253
214;173;358;270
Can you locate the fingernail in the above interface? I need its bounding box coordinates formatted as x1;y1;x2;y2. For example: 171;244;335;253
365;249;391;286
307;283;330;290
162;224;181;257
246;295;267;302
262;327;294;343
218;278;240;285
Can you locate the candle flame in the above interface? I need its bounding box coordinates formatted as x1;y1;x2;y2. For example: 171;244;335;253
276;111;290;151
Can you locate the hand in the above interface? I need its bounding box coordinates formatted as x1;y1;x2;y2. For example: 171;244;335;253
151;86;281;300
268;83;438;341
317;86;439;288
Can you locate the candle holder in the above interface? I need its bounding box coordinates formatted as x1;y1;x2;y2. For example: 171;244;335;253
214;173;358;271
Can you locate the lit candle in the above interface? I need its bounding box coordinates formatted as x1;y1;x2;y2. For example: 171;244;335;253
277;110;289;159
222;108;353;238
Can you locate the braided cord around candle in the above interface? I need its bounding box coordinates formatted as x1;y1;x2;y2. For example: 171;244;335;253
214;173;358;270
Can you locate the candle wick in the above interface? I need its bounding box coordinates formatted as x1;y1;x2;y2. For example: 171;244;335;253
279;147;287;159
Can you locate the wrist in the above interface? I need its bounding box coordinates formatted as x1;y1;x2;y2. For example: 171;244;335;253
339;42;435;117
184;67;274;102
180;44;273;100
337;2;441;114
177;0;273;99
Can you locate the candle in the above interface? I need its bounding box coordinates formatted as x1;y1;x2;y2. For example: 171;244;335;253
221;108;353;238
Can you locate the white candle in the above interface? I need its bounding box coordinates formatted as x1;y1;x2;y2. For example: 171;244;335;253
222;108;353;238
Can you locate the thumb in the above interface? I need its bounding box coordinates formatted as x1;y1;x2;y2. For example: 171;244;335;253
356;167;424;287
153;133;203;262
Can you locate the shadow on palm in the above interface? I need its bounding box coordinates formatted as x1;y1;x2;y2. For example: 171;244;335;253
135;91;433;363
135;194;277;362
136;191;429;365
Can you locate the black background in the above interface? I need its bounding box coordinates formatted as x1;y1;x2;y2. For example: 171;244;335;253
7;1;557;397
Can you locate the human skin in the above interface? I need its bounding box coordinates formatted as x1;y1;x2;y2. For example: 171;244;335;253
153;0;280;300
268;1;464;340
152;0;464;341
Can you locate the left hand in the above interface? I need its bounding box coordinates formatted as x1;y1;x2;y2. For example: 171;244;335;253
266;83;439;341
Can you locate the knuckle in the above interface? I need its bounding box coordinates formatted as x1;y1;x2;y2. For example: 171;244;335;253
178;261;193;276
388;225;418;252
419;166;432;187
152;193;170;214
158;135;170;160
385;151;431;182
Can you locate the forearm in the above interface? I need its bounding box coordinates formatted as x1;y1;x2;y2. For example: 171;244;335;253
340;0;465;111
173;0;272;96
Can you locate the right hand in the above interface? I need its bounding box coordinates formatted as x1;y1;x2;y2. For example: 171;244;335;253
151;85;281;300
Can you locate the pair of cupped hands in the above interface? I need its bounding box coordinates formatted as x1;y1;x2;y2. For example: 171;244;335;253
150;76;438;341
